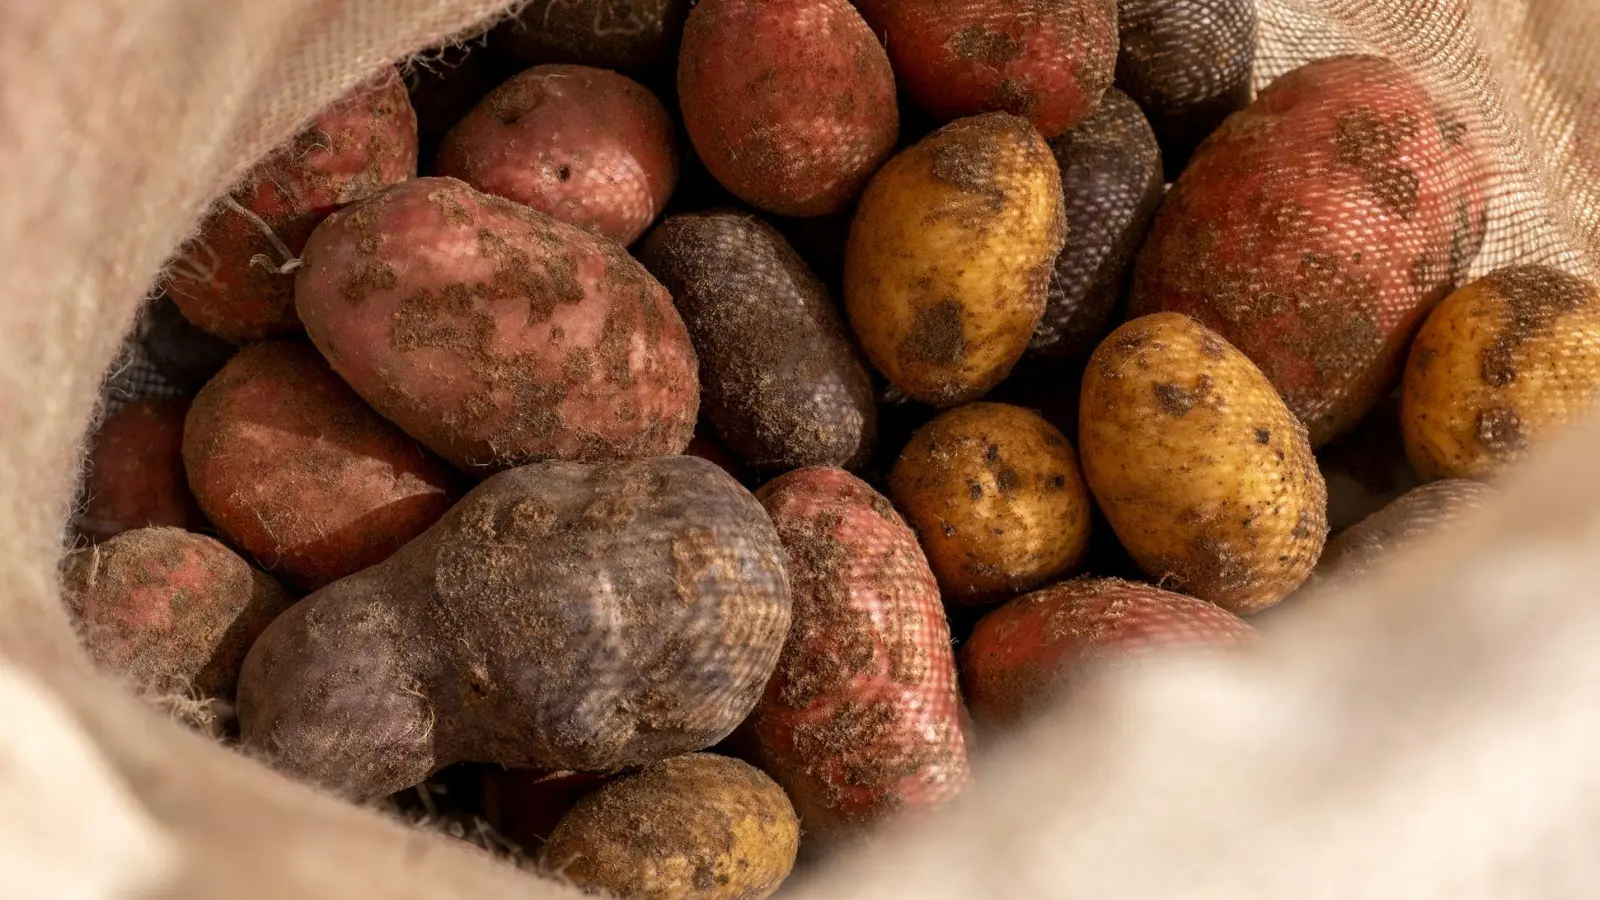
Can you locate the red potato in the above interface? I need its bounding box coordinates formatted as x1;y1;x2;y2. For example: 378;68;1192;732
183;341;461;590
436;65;678;246
77;398;203;542
1128;55;1487;446
165;71;418;342
859;0;1119;139
678;0;899;216
294;176;698;472
748;467;970;840
61;527;293;702
960;577;1256;731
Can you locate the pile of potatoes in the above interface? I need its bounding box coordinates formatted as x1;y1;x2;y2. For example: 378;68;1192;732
64;0;1600;896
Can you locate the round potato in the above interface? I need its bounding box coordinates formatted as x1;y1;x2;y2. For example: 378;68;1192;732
1079;313;1329;614
844;113;1066;407
1401;265;1600;480
539;754;799;900
889;402;1091;604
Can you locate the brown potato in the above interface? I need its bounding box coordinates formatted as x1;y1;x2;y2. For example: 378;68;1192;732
844;113;1066;407
1079;313;1329;614
1402;265;1600;480
889;402;1091;604
237;456;790;801
539;754;799;900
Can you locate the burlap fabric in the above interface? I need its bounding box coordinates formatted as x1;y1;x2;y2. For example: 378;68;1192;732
4;0;1598;897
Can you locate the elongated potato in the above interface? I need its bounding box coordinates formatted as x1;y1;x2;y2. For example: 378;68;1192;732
1080;313;1328;613
844;113;1066;406
539;754;799;900
889;402;1091;604
1402;265;1600;480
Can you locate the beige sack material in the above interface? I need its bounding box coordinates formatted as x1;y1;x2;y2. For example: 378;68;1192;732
2;0;1597;897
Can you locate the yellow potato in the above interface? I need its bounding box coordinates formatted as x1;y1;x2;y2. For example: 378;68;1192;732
889;402;1091;604
1401;265;1600;480
539;754;798;900
843;112;1066;407
1079;313;1328;614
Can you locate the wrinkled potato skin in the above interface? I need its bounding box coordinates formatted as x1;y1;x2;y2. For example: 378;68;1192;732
436;65;678;246
889;403;1091;604
678;0;898;216
166;71;418;342
960;577;1255;730
540;754;799;900
77;398;203;542
1402;265;1600;480
237;456;790;801
749;467;970;840
61;528;293;700
845;113;1066;407
294;177;699;473
1079;313;1328;614
183;341;461;590
640;210;877;472
1129;55;1486;447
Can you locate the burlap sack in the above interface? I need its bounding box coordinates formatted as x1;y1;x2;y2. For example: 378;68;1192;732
4;0;1597;897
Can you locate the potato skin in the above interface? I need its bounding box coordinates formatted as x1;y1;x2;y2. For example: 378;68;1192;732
639;210;877;472
436;65;678;246
1128;55;1486;447
1115;0;1256;179
960;577;1255;730
77;398;203;542
1311;479;1495;588
61;527;293;701
1021;88;1164;376
889;403;1091;604
540;754;799;900
183;341;460;590
844;113;1066;406
749;467;970;840
294;176;699;472
678;0;899;216
1079;313;1328;614
237;456;790;801
1402;265;1600;479
860;0;1118;139
166;71;418;342
496;0;691;75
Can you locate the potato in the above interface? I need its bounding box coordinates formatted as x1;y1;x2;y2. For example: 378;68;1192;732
495;0;691;75
294;176;698;473
436;65;678;246
183;340;460;590
639;210;877;472
1401;265;1600;479
61;527;292;702
1079;313;1328;614
859;0;1118;139
1115;0;1255;178
539;754;799;900
165;71;418;342
237;456;790;801
76;398;203;542
1020;88;1164;376
1128;55;1487;446
748;467;970;840
844;113;1066;406
1310;479;1495;589
960;577;1255;730
677;0;898;216
888;402;1091;604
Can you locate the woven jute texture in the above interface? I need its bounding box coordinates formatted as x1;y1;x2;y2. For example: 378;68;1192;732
3;1;1598;897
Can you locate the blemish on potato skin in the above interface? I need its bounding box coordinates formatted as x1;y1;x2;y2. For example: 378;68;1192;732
1477;265;1592;388
1475;405;1526;455
948;26;1022;63
1153;382;1195;417
900;299;967;367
